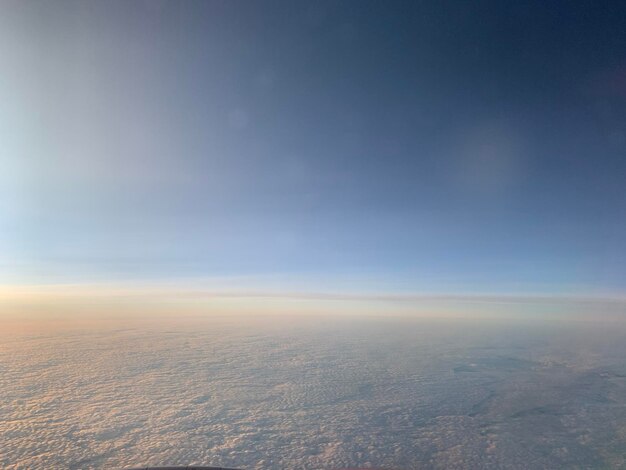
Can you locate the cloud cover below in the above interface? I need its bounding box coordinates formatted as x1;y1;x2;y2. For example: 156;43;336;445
2;315;626;469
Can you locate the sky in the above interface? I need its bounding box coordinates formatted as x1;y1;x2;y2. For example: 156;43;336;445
1;0;625;299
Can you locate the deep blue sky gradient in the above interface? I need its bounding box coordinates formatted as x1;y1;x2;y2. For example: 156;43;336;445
1;1;625;294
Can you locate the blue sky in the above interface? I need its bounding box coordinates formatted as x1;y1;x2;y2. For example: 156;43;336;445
1;0;625;296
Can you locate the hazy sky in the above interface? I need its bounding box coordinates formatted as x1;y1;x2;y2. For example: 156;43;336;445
1;0;625;295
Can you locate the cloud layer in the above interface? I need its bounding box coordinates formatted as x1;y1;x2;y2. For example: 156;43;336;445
1;316;626;469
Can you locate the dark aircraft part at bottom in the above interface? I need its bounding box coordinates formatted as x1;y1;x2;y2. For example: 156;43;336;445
126;467;241;470
125;467;382;470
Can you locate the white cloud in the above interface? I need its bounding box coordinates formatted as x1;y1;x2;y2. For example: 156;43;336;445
1;316;626;469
